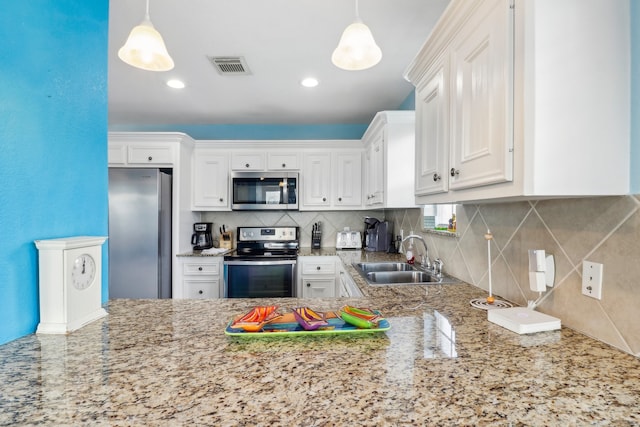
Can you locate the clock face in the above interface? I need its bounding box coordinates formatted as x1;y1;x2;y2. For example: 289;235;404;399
71;253;96;290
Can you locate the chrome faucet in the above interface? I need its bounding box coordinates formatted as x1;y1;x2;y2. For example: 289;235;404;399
401;234;431;270
432;258;444;278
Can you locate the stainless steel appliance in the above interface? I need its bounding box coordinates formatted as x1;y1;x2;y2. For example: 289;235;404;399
191;222;214;250
364;217;392;252
108;168;172;299
336;230;362;249
223;226;299;298
231;172;298;210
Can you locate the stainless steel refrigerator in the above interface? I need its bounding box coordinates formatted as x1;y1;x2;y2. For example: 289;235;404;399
108;168;172;299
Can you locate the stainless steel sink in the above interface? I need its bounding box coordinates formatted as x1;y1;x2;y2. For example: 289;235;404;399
353;262;416;272
352;262;459;285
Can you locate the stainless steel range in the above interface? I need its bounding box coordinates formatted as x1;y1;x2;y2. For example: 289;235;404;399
223;226;299;298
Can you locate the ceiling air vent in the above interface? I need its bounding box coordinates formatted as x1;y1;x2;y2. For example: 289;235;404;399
208;56;252;76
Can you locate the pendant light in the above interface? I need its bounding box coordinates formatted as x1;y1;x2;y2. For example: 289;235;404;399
331;0;382;71
118;0;174;72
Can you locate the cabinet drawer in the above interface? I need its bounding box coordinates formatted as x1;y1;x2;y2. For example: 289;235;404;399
301;277;336;298
300;258;336;275
184;279;219;299
128;145;174;165
182;261;220;275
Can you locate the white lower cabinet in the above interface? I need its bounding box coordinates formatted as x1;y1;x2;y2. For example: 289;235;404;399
180;257;222;299
338;267;362;298
298;256;337;298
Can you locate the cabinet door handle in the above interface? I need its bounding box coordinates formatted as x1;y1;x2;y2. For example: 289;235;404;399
198;290;203;294
433;173;441;182
282;163;286;168
338;197;342;202
306;282;311;287
245;163;250;168
219;198;223;202
148;156;153;161
198;267;203;271
316;266;321;270
450;168;460;177
322;197;326;202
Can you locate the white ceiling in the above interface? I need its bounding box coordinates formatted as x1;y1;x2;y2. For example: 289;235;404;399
107;0;450;127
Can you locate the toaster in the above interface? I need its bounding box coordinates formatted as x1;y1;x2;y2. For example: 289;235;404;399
336;231;362;249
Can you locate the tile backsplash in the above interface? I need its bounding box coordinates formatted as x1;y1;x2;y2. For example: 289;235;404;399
201;210;385;249
202;196;640;357
386;195;640;357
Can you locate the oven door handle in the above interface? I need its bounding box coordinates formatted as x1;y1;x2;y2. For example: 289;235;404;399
224;259;297;266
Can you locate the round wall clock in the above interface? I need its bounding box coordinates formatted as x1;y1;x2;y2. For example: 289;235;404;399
34;236;108;334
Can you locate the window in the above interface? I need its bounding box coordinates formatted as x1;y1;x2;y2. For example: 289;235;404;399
422;204;457;233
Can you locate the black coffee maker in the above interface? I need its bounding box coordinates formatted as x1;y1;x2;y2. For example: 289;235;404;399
364;217;392;252
191;222;214;250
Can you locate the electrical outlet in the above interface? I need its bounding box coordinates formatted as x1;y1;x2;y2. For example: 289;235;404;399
582;261;603;300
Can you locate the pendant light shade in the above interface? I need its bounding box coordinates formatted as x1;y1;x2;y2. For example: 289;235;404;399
118;0;174;72
331;0;382;71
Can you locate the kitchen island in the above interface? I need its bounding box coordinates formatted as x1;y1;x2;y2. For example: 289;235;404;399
1;255;639;426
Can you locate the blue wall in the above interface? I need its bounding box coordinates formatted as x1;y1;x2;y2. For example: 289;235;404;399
0;1;109;344
632;0;640;193
110;91;416;140
109;123;369;140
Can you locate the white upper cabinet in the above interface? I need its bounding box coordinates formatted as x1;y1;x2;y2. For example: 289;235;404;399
302;153;331;208
231;152;265;171
301;150;363;210
267;152;300;170
362;111;417;208
448;0;513;191
405;0;630;204
333;151;363;207
414;55;449;196
231;151;300;171
192;149;229;210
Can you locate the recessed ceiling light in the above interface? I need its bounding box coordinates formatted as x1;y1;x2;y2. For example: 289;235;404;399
166;79;185;89
300;77;319;88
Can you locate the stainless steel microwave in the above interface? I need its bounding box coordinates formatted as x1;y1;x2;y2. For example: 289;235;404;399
231;171;299;210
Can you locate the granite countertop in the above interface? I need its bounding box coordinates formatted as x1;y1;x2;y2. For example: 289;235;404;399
177;248;232;257
1;252;639;425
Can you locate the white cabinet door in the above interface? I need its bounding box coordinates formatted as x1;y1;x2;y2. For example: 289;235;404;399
192;152;229;210
301;153;331;207
333;151;362;207
362;111;415;208
364;136;384;206
128;145;175;165
231;152;265;170
415;57;449;196
108;144;126;165
267;153;300;170
448;0;513;190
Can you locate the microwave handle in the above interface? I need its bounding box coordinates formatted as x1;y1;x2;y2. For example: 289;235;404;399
282;177;288;204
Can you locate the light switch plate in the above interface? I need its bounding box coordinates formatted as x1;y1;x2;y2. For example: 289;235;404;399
582;261;603;300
